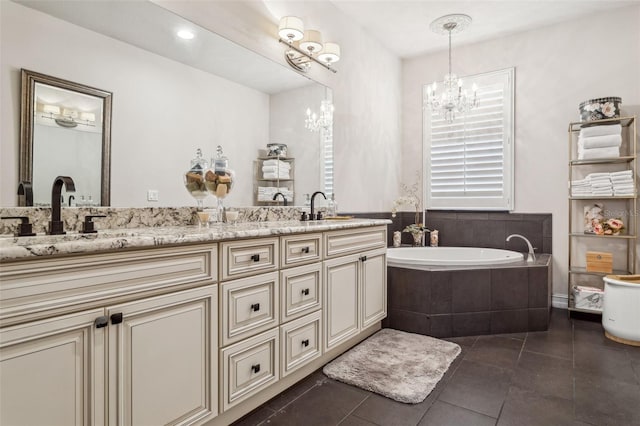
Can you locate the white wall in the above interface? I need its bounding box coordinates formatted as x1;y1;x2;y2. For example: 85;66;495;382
403;5;640;298
155;0;404;212
1;1;270;208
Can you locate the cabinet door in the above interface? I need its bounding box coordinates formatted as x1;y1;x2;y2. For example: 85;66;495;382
323;254;360;351
106;285;217;426
0;308;105;426
360;249;387;329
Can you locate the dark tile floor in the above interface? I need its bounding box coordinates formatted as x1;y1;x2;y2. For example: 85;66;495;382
233;309;640;426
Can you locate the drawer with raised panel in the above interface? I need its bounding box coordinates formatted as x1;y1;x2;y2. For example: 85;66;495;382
280;311;322;378
280;233;322;268
220;238;279;281
221;272;279;346
221;328;279;411
324;226;387;259
280;263;322;323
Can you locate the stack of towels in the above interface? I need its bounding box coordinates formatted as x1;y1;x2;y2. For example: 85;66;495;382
577;124;622;160
262;159;291;179
257;186;293;202
571;170;635;197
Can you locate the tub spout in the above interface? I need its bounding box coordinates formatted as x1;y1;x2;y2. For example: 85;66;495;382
506;234;536;262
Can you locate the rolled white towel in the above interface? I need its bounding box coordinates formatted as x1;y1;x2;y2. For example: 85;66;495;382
579;124;622;138
578;134;622;149
578;146;620;160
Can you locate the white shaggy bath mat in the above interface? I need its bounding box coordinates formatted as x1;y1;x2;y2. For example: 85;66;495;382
322;328;461;404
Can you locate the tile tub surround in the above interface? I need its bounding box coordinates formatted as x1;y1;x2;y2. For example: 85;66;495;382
0;217;390;261
0;206;315;236
383;256;552;337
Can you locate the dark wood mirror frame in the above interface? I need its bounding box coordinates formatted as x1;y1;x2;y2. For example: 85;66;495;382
19;69;113;206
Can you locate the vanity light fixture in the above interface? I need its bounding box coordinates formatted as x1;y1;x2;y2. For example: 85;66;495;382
278;16;340;74
424;14;478;122
305;99;334;132
39;104;95;128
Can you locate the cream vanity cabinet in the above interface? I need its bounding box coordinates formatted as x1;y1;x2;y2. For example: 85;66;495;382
0;245;218;426
323;227;387;351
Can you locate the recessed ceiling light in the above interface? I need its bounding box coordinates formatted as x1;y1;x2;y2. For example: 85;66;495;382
177;29;195;40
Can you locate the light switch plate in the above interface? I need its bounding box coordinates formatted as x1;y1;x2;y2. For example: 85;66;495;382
147;190;159;201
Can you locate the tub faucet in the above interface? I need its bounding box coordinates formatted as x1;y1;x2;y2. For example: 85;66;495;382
506;234;536;262
310;191;326;220
272;192;288;206
49;176;75;235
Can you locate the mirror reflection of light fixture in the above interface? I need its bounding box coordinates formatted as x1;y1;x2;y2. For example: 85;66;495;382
42;104;60;118
278;16;340;74
305;99;334;132
424;14;478;122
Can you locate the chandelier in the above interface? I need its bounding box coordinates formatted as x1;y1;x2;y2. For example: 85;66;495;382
305;99;334;132
425;14;477;122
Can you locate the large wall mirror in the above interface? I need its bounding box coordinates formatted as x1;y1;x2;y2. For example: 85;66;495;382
20;69;112;206
5;0;333;208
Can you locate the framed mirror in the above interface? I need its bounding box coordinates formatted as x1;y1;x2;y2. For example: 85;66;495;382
20;69;112;206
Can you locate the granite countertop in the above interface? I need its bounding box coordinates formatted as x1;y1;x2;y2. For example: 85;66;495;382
0;219;391;261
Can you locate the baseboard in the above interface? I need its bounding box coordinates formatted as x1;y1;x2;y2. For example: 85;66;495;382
552;293;568;309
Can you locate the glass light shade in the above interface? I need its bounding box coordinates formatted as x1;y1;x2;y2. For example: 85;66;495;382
80;112;96;122
318;42;340;63
43;104;60;115
63;108;78;118
299;30;323;54
278;16;304;41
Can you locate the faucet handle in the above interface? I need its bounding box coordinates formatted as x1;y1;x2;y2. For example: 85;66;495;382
300;211;309;221
1;216;36;237
80;215;107;234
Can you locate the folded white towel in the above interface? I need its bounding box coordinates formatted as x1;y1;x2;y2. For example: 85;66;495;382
612;184;635;190
586;172;611;179
611;179;634;185
262;159;291;168
263;173;290;180
579;124;622;138
262;164;290;171
578;146;620;160
610;170;633;177
578;134;622;149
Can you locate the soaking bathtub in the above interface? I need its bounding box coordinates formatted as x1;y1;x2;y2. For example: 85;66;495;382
385;246;551;337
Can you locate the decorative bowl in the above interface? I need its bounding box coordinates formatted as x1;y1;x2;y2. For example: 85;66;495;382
579;97;621;121
267;143;287;157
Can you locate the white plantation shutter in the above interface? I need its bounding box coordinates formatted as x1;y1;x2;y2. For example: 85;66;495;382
425;68;514;210
322;124;334;196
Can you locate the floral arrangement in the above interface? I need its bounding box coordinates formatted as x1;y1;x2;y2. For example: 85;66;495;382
403;223;430;235
592;218;624;236
391;171;422;225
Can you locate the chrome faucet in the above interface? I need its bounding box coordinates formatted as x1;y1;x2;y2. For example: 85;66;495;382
49;176;75;235
272;192;288;206
310;191;327;220
506;234;536;262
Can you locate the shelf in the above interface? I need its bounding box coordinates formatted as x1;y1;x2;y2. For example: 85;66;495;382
257;157;294;161
568;115;635;132
570;155;636;165
569;232;636;239
567;306;603;315
569;267;633;277
257;178;294;182
569;195;636;200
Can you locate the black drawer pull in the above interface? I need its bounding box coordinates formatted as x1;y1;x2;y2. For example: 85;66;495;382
302;339;310;347
360;255;367;262
250;254;260;262
110;313;123;325
301;288;310;296
251;364;261;374
302;246;310;254
94;316;108;329
251;303;260;312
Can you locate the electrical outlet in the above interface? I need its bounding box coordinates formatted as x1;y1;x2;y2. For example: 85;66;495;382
147;190;159;201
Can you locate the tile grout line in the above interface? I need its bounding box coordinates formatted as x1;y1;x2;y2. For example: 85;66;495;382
335;394;372;426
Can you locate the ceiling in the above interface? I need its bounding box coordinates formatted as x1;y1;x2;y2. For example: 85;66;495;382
328;0;639;58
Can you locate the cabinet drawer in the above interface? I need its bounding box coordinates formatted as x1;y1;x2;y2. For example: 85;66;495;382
221;328;279;411
324;226;387;258
280;311;322;378
280;263;322;323
221;238;279;280
0;244;216;326
221;272;279;346
280;234;322;267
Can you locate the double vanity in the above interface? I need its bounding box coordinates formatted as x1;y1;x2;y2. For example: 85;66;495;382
0;218;389;425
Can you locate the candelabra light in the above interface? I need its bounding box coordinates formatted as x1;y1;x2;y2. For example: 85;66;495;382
305;99;334;132
278;16;340;74
425;14;478;122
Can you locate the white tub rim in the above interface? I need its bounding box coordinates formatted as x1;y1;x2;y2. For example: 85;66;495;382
387;246;524;268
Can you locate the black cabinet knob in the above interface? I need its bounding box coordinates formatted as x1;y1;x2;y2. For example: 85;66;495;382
251;364;261;374
360;255;368;262
251;303;260;312
302;339;310;347
94;316;108;329
301;288;310;296
250;254;260;262
302;246;310;254
110;313;123;325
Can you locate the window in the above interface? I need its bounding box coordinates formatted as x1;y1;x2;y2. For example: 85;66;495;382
424;67;514;210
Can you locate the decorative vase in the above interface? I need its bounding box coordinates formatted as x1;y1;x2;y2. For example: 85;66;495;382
393;231;401;247
412;231;424;247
